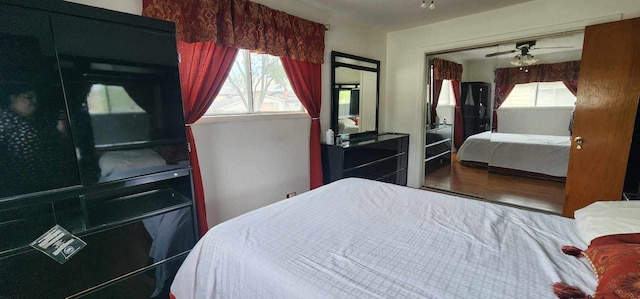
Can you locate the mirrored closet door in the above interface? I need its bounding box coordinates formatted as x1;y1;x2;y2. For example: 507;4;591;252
423;30;585;214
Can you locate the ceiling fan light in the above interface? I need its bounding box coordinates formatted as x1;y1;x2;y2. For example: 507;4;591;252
522;54;538;65
510;55;523;66
421;0;427;9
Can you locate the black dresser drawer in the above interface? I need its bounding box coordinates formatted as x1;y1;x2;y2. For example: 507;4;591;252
322;133;409;186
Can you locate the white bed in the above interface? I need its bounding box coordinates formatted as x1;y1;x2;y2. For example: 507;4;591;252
456;132;571;178
170;178;595;298
338;118;360;134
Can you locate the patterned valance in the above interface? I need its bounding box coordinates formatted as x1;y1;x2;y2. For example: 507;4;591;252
433;58;463;81
494;61;581;87
142;0;325;64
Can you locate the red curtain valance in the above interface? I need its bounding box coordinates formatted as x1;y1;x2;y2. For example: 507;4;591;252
494;61;580;88
433;58;463;81
142;0;325;64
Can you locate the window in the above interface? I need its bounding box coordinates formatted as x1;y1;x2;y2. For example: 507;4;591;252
436;80;455;106
206;49;304;115
87;84;144;114
502;81;576;108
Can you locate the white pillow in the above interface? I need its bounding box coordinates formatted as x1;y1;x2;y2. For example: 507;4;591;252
574;200;640;244
340;118;356;126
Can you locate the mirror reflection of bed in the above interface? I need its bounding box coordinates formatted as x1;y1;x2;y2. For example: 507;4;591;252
423;31;583;214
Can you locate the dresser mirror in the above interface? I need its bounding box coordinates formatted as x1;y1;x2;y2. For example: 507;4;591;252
423;30;584;214
331;51;380;139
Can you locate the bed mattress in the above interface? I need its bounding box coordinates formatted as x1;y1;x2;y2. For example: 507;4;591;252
170;178;594;298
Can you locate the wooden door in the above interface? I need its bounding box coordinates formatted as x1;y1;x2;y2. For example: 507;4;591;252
563;18;640;217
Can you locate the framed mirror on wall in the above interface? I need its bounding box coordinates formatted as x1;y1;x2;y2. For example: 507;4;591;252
331;51;380;141
423;30;585;215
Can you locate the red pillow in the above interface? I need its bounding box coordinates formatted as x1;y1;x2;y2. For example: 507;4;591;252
585;234;640;298
555;233;640;299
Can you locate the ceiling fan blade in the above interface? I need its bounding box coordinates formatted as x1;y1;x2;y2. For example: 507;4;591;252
533;46;575;49
485;50;516;58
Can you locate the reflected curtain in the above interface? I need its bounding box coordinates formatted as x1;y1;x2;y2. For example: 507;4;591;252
492;84;515;132
432;58;463;148
281;57;322;189
563;80;578;96
178;41;238;236
430;79;443;126
493;60;580;131
451;80;464;149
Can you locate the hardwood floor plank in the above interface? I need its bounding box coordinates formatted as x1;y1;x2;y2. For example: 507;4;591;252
424;154;565;214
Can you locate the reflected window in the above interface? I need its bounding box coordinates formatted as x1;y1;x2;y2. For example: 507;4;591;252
87;84;144;114
437;80;455;106
338;90;351;117
502;81;576;107
207;49;304;115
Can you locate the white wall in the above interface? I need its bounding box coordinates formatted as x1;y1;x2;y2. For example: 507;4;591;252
386;0;640;188
64;0;141;15
191;115;310;225
66;0;387;227
360;71;378;132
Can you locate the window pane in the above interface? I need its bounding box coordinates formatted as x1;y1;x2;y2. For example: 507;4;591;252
536;88;554;106
250;53;303;113
437;80;452;106
502;82;536;107
338;90;351;117
206;50;250;115
554;87;576;106
87;84;144;114
536;81;576;107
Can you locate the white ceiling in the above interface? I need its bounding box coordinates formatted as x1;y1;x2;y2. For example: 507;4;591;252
289;0;534;32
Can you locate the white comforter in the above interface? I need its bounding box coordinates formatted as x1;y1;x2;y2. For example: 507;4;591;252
489;133;571;177
456;131;492;164
457;132;571;177
171;178;594;299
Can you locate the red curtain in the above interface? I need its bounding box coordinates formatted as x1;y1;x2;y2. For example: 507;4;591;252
142;0;234;44
143;0;325;64
451;80;464;149
430;79;443;126
492;84;515;132
178;41;239;236
433;58;463;81
280;58;323;189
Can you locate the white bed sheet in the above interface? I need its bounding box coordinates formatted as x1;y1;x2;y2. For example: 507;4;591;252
456;131;492;164
171;178;595;299
489;133;570;177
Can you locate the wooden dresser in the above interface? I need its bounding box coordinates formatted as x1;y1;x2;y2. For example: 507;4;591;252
321;133;409;186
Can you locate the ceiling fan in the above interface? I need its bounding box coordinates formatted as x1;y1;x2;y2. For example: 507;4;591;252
485;40;574;65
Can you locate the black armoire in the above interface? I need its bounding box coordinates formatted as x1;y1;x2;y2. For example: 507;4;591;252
460;82;491;139
0;1;198;298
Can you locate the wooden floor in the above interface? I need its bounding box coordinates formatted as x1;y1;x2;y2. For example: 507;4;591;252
424;154;566;214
